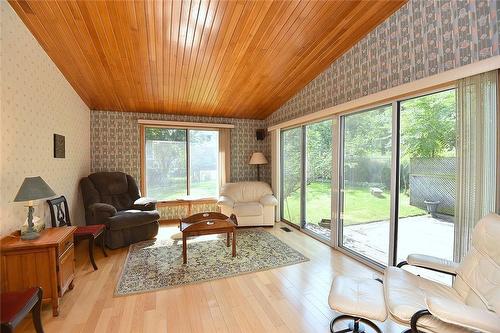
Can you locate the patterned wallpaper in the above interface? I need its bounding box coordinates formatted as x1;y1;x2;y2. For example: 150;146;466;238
1;2;90;234
267;0;500;125
90;110;271;189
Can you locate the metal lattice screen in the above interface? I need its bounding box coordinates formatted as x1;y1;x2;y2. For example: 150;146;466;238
409;157;456;215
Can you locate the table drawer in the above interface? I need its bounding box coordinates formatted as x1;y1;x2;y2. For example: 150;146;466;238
58;232;73;256
58;243;74;296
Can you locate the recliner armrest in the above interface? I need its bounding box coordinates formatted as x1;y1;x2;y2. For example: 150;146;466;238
404;254;459;275
133;197;157;211
88;203;117;224
217;195;234;208
425;296;500;333
260;194;278;206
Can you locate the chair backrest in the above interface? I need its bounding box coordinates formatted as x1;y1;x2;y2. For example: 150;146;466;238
46;195;71;227
81;172;140;211
453;213;500;312
220;182;273;203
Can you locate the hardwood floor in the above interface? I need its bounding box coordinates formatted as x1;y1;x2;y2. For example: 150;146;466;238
16;222;406;333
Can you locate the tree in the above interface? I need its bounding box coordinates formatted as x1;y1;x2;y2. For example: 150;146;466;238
399;89;456;193
400;90;456;159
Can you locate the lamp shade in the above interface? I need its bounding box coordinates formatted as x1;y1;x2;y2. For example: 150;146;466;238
13;176;56;202
249;152;268;165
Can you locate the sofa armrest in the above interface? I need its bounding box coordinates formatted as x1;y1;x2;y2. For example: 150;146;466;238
402;254;459;275
217;195;234;208
133;197;157;211
88;203;117;224
425;296;500;333
260;194;278;206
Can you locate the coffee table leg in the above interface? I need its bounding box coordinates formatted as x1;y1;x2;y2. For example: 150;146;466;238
182;233;187;264
226;233;230;247
232;230;236;257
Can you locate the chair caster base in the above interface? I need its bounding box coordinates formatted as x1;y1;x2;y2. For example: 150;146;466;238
348;321;366;333
330;314;382;333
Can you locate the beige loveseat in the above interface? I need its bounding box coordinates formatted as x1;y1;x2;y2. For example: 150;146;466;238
217;182;277;226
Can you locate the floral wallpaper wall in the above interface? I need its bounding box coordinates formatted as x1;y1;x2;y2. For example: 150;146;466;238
267;0;499;126
90;110;270;218
1;2;90;233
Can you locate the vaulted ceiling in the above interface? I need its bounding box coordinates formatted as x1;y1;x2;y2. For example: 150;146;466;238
9;0;405;119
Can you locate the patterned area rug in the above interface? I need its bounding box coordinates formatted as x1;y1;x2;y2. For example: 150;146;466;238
115;229;309;296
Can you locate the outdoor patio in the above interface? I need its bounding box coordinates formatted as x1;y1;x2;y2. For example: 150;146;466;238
306;214;455;264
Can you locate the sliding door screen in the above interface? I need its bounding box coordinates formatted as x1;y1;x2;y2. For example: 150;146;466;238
145;128;187;200
281;127;302;226
340;105;392;266
397;89;456;265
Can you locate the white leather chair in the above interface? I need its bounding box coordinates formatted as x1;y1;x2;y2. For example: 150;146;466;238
217;182;277;226
384;213;500;333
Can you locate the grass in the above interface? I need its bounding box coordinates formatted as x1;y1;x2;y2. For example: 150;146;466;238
148;180;218;200
283;182;425;226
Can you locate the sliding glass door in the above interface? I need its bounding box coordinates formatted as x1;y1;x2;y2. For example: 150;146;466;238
304;120;333;239
281;127;302;227
339;105;392;266
280;119;333;240
335;89;457;270
396;89;456;265
278;84;492;274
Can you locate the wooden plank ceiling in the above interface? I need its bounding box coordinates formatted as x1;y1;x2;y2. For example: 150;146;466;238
10;0;405;119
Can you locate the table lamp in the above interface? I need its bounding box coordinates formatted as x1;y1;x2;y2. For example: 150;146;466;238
249;152;268;181
14;176;56;240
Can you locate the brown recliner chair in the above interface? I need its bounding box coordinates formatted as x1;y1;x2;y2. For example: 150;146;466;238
80;172;160;249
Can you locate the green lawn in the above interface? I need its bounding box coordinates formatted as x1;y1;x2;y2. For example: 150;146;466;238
148;180;218;200
283;182;425;226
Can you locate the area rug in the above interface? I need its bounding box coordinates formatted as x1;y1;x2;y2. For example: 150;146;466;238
115;229;309;296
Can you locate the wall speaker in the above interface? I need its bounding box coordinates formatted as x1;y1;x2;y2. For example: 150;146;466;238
256;129;266;140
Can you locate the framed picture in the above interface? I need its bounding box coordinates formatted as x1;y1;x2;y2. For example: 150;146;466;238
53;134;65;158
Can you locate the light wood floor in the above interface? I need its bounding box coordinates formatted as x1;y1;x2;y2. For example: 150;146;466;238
17;222;406;333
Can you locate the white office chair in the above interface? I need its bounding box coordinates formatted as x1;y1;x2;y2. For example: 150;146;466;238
384;213;500;333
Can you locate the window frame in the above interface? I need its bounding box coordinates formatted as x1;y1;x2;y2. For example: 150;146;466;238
140;124;221;203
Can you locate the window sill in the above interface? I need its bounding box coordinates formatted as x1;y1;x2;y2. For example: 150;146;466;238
156;197;218;207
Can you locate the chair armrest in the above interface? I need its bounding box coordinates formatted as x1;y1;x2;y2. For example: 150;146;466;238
425;296;500;333
217;195;234;208
260;194;278;206
88;203;117;224
133;197;157;211
402;254;459;275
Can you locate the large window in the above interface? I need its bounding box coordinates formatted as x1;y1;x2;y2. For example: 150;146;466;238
144;127;219;200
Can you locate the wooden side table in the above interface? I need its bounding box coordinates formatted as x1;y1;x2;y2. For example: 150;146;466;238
0;226;76;316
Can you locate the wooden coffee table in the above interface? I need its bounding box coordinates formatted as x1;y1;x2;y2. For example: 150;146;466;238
180;212;237;264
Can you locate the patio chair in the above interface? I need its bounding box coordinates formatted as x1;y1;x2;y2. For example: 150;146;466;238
384;213;500;332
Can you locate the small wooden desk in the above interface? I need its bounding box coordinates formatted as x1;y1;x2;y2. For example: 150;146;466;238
180;213;237;264
0;227;76;316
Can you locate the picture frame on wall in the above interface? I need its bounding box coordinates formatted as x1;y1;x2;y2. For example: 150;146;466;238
54;134;65;158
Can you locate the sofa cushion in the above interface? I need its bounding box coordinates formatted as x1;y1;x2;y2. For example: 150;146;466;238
107;210;160;230
233;202;263;217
